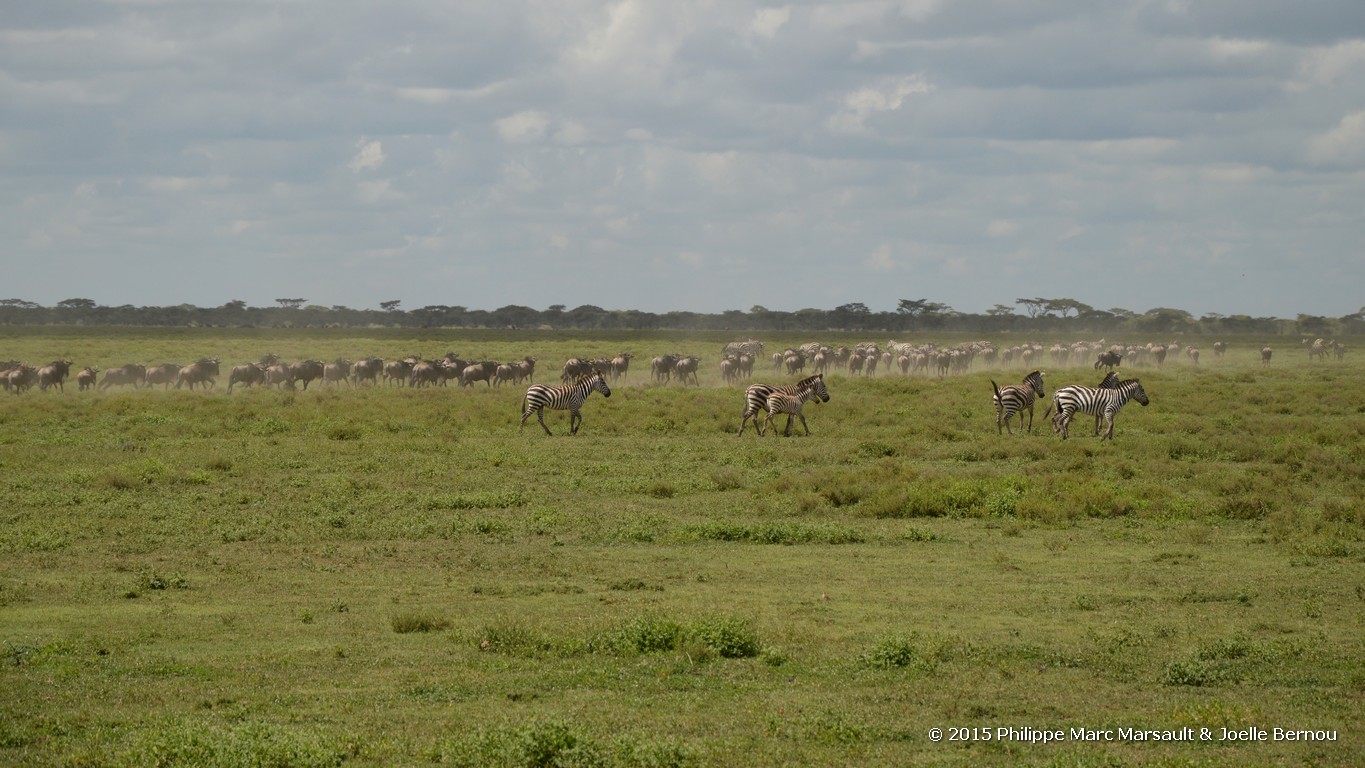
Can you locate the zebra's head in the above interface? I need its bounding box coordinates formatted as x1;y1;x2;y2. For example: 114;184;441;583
1025;370;1045;397
1123;379;1149;406
1098;371;1120;389
590;370;612;397
798;373;830;403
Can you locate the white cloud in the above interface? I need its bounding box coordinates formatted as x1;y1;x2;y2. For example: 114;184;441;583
749;8;790;41
495;111;549;144
827;75;934;134
863;244;901;271
1307;111;1365;166
986;220;1018;238
349;140;385;172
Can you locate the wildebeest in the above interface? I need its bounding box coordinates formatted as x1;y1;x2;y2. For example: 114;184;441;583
76;366;98;391
383;358;416;386
350;357;383;387
409;360;444;387
264;363;295;389
145;363;181;389
228;363;266;392
289;360;325;390
100;363;146;390
460;361;498;387
673;356;701;386
651;354;679;384
323;359;352;388
38;360;73;392
5;366;37;394
175;358;221;390
1094;350;1123;370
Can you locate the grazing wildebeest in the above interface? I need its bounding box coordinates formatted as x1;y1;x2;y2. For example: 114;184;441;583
228;363;266;392
38;360;73;392
100;363;146;390
175;358;221;390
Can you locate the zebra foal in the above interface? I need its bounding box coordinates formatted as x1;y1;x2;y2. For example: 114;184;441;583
519;371;612;435
761;384;826;436
738;374;830;436
990;370;1045;434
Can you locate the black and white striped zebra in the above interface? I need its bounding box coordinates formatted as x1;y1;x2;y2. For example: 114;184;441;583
990;370;1045;434
519;371;612;435
761;380;831;436
738;374;830;436
1046;377;1149;440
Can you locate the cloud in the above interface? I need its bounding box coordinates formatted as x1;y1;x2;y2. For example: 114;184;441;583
349;140;385;172
827;75;934;134
1307;111;1365;166
495;111;549;144
749;8;790;41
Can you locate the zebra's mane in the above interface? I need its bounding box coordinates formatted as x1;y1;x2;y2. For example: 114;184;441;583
796;373;823;388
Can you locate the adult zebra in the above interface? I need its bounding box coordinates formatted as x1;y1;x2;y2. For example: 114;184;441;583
519;370;612;435
990;370;1045;434
737;374;830;436
1046;377;1149;441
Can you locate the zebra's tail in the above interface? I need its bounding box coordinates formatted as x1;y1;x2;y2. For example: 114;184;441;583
990;380;1002;406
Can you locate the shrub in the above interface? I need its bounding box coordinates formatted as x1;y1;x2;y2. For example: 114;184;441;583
391;612;450;634
690;615;760;659
861;634;920;669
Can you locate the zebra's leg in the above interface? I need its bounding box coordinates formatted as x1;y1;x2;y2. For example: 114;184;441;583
570;411;582;435
1025;405;1033;433
1059;411;1072;440
738;409;755;436
536;408;554;436
1102;412;1115;440
798;413;810;436
783;413;795;436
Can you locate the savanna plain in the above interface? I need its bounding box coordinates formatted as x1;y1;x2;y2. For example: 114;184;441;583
1;327;1362;767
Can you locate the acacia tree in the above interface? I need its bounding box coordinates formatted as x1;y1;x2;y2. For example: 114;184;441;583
275;298;307;309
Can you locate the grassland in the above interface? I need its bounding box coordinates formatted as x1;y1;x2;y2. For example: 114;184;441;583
1;328;1362;767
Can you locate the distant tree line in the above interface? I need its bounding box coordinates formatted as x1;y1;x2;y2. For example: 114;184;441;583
1;297;1361;337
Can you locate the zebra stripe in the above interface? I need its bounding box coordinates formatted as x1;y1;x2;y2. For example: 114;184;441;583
990;370;1045;434
519;371;612;435
738;374;829;436
1049;378;1149;440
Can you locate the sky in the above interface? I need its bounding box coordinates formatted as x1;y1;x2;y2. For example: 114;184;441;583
3;1;1364;319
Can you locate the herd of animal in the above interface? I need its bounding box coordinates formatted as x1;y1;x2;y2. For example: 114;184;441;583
1;336;1346;439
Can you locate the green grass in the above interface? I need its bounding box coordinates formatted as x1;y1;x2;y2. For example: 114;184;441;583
0;328;1362;766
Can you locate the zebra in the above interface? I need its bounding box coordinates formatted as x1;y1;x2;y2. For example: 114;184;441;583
519;371;612;435
990;370;1045;434
761;382;829;437
1046;378;1149;440
738;374;830;436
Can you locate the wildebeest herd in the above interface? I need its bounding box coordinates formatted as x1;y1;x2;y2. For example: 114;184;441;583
0;336;1344;437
